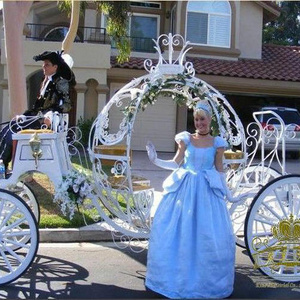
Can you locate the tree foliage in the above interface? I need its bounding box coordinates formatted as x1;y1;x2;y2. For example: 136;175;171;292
59;0;131;63
96;1;131;63
263;1;300;46
58;0;87;16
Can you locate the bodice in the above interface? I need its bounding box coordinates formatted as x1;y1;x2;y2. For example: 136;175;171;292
182;144;216;172
174;131;228;173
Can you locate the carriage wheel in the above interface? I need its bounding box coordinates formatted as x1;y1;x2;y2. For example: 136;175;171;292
6;182;40;251
16;182;40;223
228;165;281;248
245;175;300;282
0;189;39;285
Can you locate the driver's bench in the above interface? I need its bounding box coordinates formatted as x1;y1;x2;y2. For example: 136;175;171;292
9;113;71;187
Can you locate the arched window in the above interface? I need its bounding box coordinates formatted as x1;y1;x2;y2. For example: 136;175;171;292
186;1;231;48
44;26;81;42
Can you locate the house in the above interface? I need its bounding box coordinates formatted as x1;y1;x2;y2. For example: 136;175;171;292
1;1;299;152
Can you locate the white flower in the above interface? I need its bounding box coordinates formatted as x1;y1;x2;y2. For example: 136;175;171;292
73;184;79;193
53;169;93;220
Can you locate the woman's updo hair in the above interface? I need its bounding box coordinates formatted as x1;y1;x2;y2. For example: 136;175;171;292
193;100;212;118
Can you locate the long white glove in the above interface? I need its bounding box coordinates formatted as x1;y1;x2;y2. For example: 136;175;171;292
43;111;53;128
146;141;179;170
219;172;246;203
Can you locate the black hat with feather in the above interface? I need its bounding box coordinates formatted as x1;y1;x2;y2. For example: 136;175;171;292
33;50;73;81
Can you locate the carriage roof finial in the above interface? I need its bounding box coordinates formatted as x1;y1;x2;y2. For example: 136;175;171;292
144;33;195;76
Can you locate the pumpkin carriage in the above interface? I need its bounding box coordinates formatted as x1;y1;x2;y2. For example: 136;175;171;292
0;34;299;284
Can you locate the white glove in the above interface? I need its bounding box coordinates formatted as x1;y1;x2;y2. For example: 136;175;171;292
146;141;179;170
44;111;53;128
146;141;157;162
52;112;61;132
219;172;245;203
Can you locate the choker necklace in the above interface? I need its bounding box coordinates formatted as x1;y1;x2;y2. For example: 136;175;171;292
196;131;210;136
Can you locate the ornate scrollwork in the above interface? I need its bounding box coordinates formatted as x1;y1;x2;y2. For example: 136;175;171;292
272;214;300;242
251;214;300;273
88;34;246;243
144;33;193;76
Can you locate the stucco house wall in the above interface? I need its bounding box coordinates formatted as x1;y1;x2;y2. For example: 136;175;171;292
2;1;298;152
238;1;263;59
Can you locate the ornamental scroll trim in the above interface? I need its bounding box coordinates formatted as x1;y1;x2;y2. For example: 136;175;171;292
251;214;300;273
144;33;195;76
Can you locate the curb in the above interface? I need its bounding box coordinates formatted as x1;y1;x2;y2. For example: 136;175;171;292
38;191;162;243
39;228;114;243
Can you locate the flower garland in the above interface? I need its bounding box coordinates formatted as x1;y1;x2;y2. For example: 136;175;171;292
53;169;94;220
122;72;233;148
123;73;191;121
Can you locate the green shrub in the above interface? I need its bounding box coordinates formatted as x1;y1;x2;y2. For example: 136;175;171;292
77;116;95;147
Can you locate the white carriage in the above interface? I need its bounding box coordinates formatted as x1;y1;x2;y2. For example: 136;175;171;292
0;34;299;284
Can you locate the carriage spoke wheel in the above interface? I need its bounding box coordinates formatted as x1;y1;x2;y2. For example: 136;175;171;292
15;182;40;223
228;165;281;248
245;175;300;282
0;189;39;285
5;182;40;251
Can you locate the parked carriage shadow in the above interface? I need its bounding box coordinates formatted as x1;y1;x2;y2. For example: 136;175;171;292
0;254;88;298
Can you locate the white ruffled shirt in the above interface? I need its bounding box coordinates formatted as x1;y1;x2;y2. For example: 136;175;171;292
40;74;55;96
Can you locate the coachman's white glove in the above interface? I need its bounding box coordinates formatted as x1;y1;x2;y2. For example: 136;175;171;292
146;141;178;170
219;172;246;203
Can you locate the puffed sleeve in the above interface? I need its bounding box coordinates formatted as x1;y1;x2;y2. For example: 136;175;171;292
175;131;190;146
214;136;228;149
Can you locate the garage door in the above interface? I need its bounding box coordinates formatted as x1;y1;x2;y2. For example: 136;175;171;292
109;95;177;152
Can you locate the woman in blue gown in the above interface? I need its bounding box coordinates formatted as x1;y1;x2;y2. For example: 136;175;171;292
145;100;236;299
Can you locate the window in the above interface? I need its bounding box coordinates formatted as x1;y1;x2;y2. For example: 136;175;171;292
101;13;159;52
186;1;231;48
44;26;81;42
170;4;177;35
130;1;161;9
130;14;159;52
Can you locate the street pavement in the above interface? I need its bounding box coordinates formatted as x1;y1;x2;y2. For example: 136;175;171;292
1;242;300;299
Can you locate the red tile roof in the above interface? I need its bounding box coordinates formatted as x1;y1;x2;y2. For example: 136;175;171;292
263;1;281;11
111;44;300;82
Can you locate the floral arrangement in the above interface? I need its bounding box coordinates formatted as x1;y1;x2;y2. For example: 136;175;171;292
122;72;234;148
123;73;191;121
53;169;94;219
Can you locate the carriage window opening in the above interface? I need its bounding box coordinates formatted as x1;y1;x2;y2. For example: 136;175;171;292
186;0;231;48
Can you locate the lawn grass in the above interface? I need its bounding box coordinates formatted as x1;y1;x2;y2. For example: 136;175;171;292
25;172;99;228
23;159;131;229
15;152;146;229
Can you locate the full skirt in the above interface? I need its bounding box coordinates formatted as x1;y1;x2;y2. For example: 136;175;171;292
145;168;235;299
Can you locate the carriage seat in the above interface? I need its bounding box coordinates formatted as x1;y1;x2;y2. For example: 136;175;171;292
18;129;54;134
10;113;72;183
107;174;151;192
94;144;151;191
94;144;132;166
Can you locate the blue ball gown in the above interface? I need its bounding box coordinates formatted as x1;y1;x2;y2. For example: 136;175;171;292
145;131;235;299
